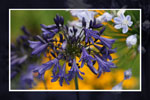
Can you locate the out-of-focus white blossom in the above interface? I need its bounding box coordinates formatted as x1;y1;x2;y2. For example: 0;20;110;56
96;12;113;23
126;34;137;48
70;10;97;22
69;10;97;28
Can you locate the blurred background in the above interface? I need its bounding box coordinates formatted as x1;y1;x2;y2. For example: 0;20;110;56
10;10;140;90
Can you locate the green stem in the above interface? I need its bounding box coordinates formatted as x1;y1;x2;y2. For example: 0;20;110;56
75;74;79;90
43;80;48;90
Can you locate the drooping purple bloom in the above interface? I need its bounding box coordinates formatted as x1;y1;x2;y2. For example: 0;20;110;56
33;58;59;80
40;24;57;30
84;29;100;44
99;26;106;36
21;26;31;36
28;37;48;55
102;48;116;60
99;37;116;49
94;45;117;60
68;59;85;81
41;28;58;39
11;55;28;66
95;55;116;78
20;64;37;89
79;47;98;74
51;62;70;86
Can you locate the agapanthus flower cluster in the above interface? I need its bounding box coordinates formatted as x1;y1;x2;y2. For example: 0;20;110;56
11;26;31;79
11;26;41;89
28;14;116;86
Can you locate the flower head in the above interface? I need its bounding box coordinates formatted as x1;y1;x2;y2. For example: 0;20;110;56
70;10;97;28
95;55;116;78
96;12;113;23
126;34;137;48
51;62;70;86
79;47;98;74
68;59;85;81
114;13;133;33
27;14;116;87
98;36;116;49
28;35;49;55
20;64;37;89
33;58;59;80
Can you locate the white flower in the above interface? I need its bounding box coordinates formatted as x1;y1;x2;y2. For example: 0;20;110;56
68;20;82;28
114;13;133;33
96;12;113;23
70;10;97;22
126;34;137;48
69;10;97;28
112;82;123;90
70;10;85;17
124;69;132;80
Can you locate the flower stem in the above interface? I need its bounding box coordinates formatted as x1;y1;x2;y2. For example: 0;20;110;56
43;80;48;90
75;74;79;90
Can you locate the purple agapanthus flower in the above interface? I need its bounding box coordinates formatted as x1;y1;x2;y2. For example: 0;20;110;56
41;27;58;39
68;59;85;81
95;55;116;78
11;54;28;66
79;47;98;74
20;64;37;89
54;14;64;28
28;36;48;55
84;29;100;44
33;58;59;80
94;45;117;60
51;62;70;86
26;14;117;87
99;37;116;49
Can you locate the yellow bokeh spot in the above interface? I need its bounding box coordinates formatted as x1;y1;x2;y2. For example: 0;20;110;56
123;77;138;89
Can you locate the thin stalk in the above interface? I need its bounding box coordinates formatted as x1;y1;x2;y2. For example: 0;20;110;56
74;74;79;90
43;80;48;90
